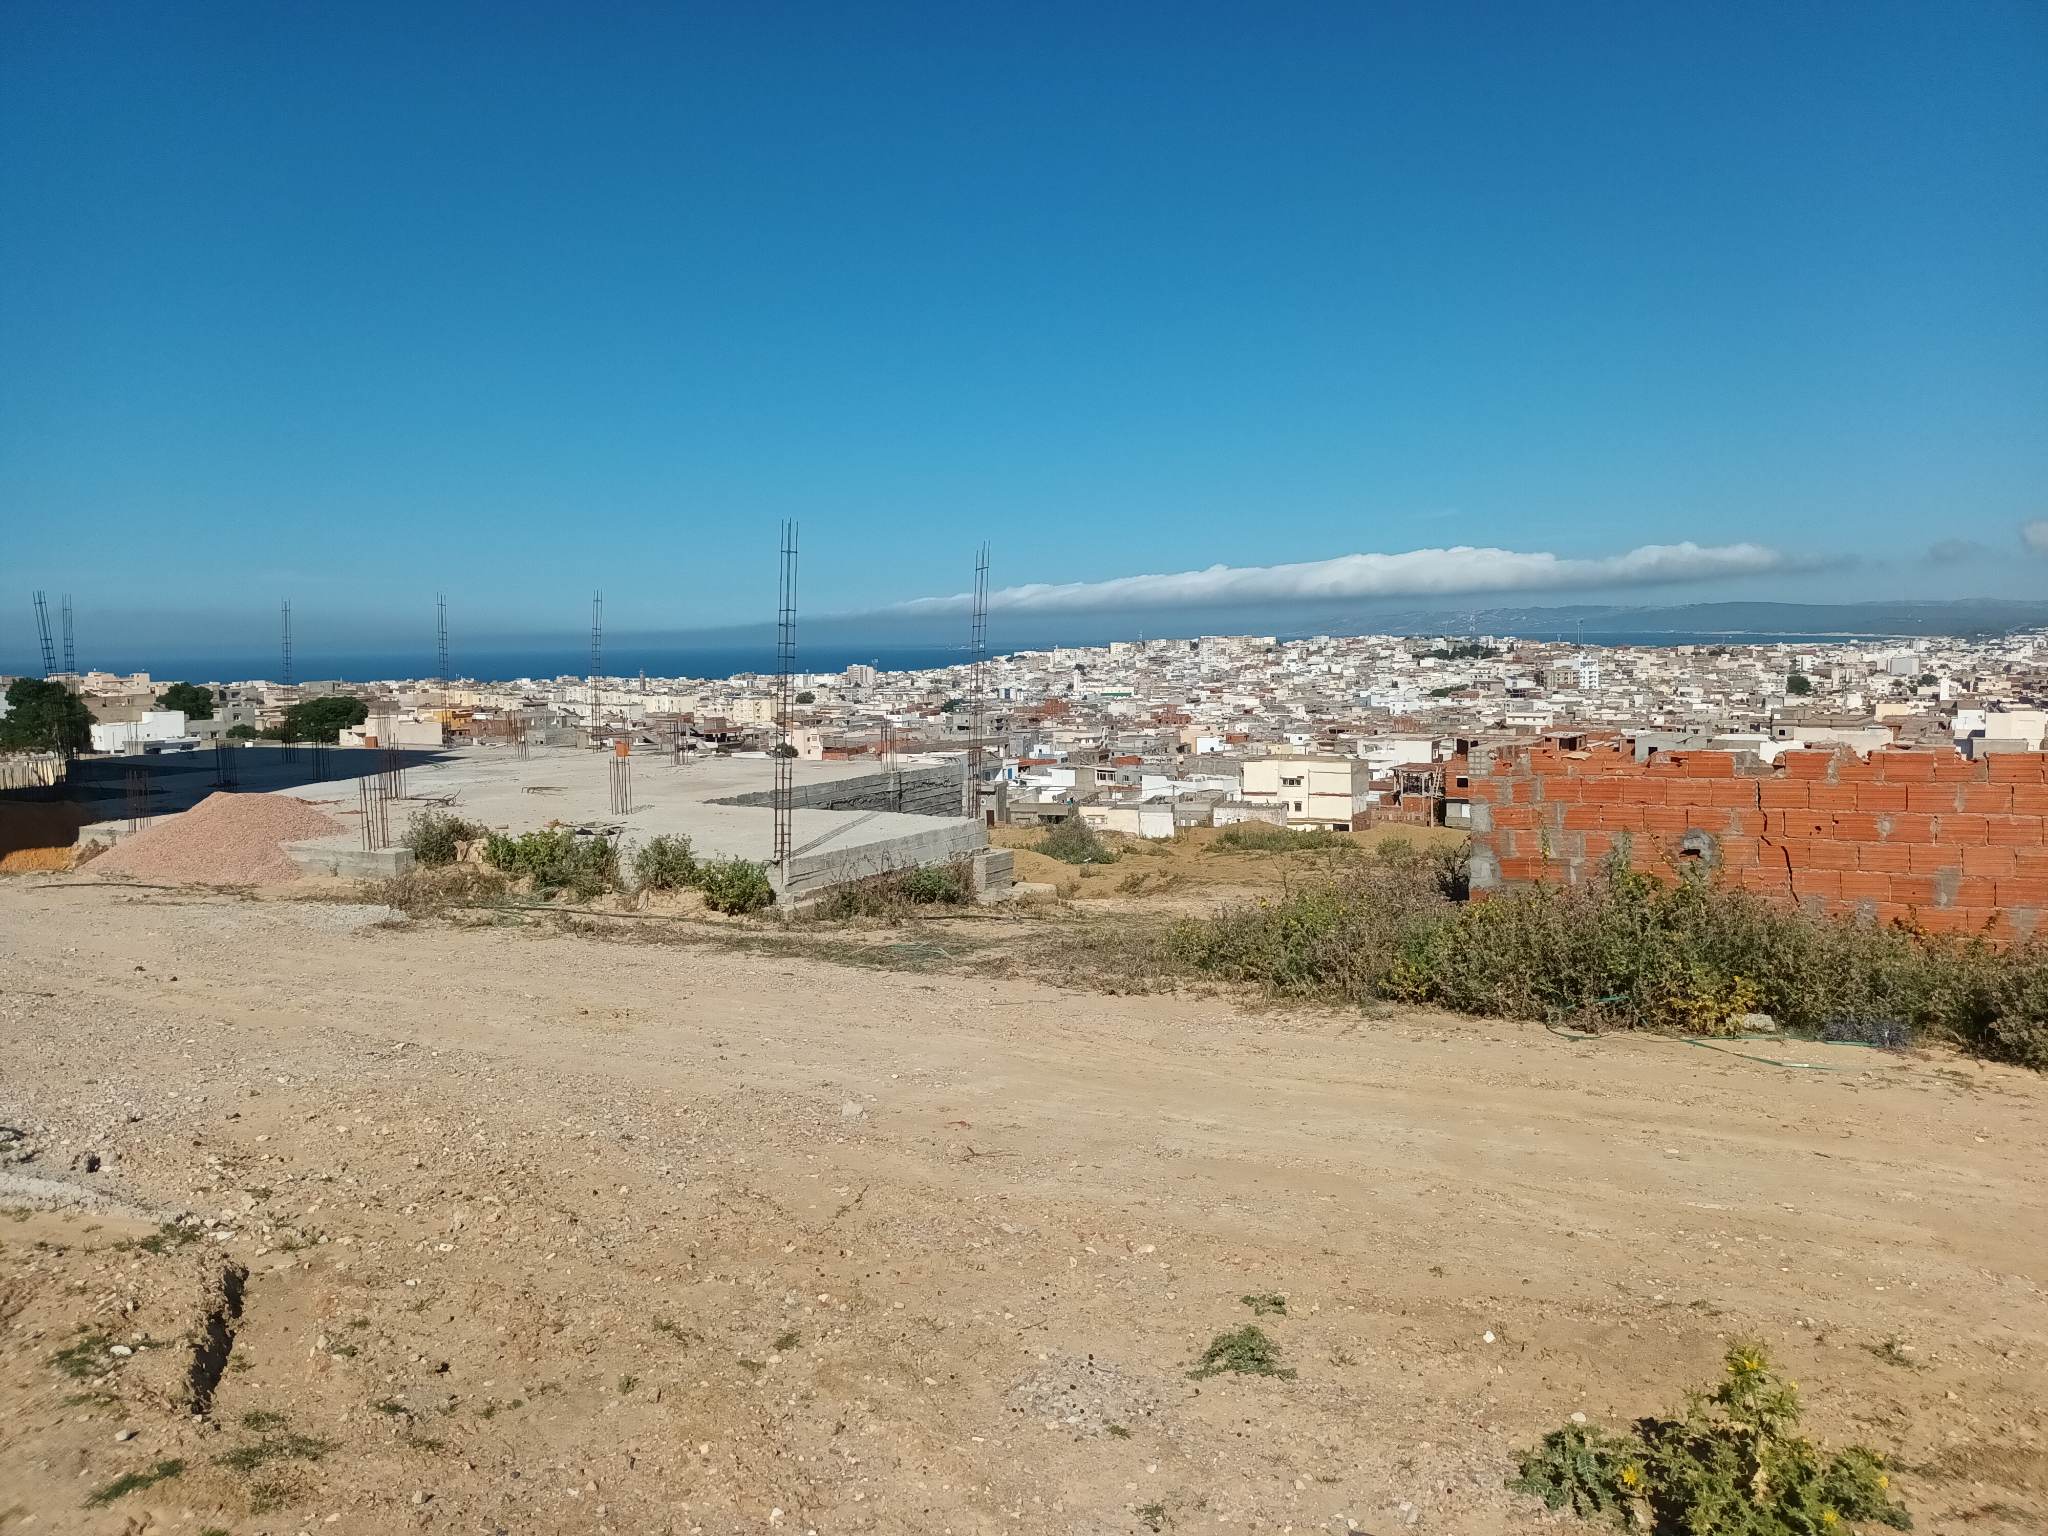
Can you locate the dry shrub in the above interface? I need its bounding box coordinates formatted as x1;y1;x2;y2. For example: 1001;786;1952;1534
1168;845;2048;1066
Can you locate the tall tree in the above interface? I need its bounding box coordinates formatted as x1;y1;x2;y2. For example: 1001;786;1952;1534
0;678;95;754
156;681;215;720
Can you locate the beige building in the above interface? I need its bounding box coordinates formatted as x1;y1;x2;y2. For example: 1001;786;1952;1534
1239;755;1373;829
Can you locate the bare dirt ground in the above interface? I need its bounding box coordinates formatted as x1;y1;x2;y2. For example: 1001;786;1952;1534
2;877;2045;1535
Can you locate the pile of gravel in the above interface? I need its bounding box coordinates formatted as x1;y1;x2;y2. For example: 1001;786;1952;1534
91;792;344;886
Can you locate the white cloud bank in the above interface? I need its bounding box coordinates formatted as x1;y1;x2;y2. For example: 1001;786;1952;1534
895;540;1790;616
2024;520;2048;555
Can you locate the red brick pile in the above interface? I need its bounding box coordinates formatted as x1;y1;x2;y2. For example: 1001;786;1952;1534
1467;741;2048;940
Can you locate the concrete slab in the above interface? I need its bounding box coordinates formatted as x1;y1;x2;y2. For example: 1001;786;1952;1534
269;746;986;897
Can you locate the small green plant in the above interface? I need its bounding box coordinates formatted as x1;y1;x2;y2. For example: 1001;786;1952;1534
50;1329;114;1380
241;1408;289;1431
1240;1291;1287;1316
1107;1422;1132;1439
618;1374;638;1394
696;857;775;915
138;1223;201;1255
1138;1499;1169;1531
1188;1324;1295;1380
1037;816;1119;865
774;1328;801;1352
632;834;699;890
402;809;484;867
1510;1340;1912;1533
215;1430;334;1473
86;1458;185;1507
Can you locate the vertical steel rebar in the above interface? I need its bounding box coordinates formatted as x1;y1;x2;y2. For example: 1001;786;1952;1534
772;522;799;869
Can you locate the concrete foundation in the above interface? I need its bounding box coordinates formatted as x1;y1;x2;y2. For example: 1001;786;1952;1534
286;842;416;879
273;746;986;901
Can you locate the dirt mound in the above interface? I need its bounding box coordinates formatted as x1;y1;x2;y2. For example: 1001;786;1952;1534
90;792;343;886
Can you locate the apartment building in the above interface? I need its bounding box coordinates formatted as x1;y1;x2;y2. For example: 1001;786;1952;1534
1239;754;1373;829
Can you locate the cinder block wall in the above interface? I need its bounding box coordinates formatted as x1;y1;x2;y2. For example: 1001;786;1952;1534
1466;742;2048;941
718;766;963;818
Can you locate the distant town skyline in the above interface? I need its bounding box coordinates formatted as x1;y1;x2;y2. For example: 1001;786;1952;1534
5;3;2045;647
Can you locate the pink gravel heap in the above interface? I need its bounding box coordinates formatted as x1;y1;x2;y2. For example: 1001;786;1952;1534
92;792;345;886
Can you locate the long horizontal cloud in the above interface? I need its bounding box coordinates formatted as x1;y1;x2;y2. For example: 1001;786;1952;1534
895;540;1791;616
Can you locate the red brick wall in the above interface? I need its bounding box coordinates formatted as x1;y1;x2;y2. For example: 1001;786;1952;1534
1466;742;2048;942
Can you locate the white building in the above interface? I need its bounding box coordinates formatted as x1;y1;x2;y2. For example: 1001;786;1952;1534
1239;755;1373;829
88;710;191;754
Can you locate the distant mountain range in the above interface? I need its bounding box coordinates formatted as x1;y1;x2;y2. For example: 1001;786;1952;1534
1314;599;2048;642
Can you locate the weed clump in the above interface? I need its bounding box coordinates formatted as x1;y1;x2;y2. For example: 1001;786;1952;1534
377;864;511;915
86;1458;185;1507
811;860;971;920
402;809;484;867
695;857;775;915
1511;1340;1911;1533
1037;817;1119;866
631;834;698;891
483;828;619;901
1240;1292;1287;1316
1188;1324;1295;1380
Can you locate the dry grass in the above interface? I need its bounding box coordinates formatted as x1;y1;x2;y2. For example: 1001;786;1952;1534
991;822;1466;901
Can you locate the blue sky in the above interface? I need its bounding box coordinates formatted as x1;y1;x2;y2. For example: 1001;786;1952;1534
3;1;2045;662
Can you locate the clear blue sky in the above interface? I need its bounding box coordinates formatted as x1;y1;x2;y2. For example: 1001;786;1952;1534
3;1;2044;660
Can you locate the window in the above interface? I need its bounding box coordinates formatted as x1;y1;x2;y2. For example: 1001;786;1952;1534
1280;775;1304;787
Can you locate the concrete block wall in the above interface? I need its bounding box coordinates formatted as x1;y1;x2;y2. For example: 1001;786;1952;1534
1467;741;2048;941
718;766;963;818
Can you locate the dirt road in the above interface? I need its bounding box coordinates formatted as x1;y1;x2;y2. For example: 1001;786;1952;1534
2;879;2044;1533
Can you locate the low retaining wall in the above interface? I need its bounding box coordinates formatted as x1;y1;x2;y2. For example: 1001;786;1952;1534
1467;741;2048;940
775;818;986;905
285;840;416;879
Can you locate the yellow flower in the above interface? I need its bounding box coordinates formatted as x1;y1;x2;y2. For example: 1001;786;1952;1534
1730;1350;1765;1376
1618;1464;1643;1490
1877;1474;1888;1490
1820;1510;1840;1529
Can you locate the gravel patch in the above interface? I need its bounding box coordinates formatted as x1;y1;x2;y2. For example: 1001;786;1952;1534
90;792;344;886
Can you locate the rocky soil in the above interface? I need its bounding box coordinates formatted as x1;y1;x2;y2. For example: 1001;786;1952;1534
1;877;2044;1534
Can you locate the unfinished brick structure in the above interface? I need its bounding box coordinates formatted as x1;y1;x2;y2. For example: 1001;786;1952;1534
1465;739;2048;941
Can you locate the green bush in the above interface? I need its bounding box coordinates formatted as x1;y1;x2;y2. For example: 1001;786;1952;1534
1167;847;2048;1067
1512;1341;1911;1533
696;857;774;915
1037;816;1119;865
403;809;484;867
481;828;618;901
632;834;698;890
